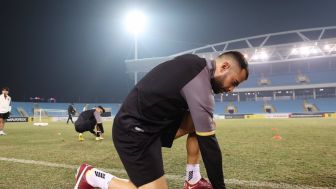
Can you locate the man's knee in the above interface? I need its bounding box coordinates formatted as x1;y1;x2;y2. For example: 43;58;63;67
175;113;195;139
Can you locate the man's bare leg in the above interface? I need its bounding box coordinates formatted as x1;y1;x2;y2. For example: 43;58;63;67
0;118;5;133
175;113;202;184
186;132;200;164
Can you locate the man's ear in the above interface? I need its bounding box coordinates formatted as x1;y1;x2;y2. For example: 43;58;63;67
220;61;231;71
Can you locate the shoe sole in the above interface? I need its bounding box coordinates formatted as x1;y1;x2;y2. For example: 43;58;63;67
73;164;90;189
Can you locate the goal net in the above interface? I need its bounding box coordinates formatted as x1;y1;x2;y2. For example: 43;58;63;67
33;107;113;126
33;108;68;126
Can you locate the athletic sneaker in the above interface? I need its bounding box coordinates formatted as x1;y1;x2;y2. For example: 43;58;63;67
74;163;94;189
0;131;6;136
183;178;213;189
78;133;84;141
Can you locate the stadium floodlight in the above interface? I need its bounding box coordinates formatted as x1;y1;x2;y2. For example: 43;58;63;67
311;47;319;54
251;49;259;60
124;9;147;60
291;48;298;55
259;51;269;60
299;46;311;56
251;53;259;60
324;44;332;52
251;50;269;61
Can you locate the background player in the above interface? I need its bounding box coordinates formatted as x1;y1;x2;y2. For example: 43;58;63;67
0;87;11;136
67;103;76;124
74;106;105;141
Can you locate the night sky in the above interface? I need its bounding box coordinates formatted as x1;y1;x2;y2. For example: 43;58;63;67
1;0;336;103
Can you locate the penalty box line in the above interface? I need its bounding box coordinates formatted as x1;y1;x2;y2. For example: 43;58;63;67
0;157;334;189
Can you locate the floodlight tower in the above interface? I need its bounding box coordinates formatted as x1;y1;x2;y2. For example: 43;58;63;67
125;10;146;60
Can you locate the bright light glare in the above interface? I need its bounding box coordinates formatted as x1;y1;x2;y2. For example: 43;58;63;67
291;48;298;55
124;10;147;35
299;46;311;55
251;54;259;60
260;51;269;60
251;50;268;60
292;45;324;56
311;48;319;54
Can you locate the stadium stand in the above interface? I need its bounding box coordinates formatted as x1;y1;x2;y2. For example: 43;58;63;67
309;98;336;112
239;69;335;88
213;98;336;114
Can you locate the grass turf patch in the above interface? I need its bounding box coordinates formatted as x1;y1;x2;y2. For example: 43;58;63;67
0;118;335;188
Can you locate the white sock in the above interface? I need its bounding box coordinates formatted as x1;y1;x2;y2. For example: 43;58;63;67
86;168;114;189
185;164;201;184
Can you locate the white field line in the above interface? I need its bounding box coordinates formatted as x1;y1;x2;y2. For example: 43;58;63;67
0;157;335;189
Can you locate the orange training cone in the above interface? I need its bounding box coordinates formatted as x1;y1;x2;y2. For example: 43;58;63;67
272;134;282;140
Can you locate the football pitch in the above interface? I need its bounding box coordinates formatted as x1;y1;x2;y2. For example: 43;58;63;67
0;118;335;189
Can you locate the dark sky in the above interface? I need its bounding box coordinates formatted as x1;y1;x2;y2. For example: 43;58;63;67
1;0;336;103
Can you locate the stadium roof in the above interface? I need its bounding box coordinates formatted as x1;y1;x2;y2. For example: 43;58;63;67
126;26;336;73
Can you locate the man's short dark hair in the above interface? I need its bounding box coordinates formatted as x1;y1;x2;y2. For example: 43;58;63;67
2;87;9;91
97;106;105;113
219;51;249;80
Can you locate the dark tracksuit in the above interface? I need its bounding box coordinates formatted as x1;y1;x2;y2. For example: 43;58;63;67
67;105;75;124
75;109;100;136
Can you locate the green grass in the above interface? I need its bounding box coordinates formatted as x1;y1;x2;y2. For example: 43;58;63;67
0;118;335;189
